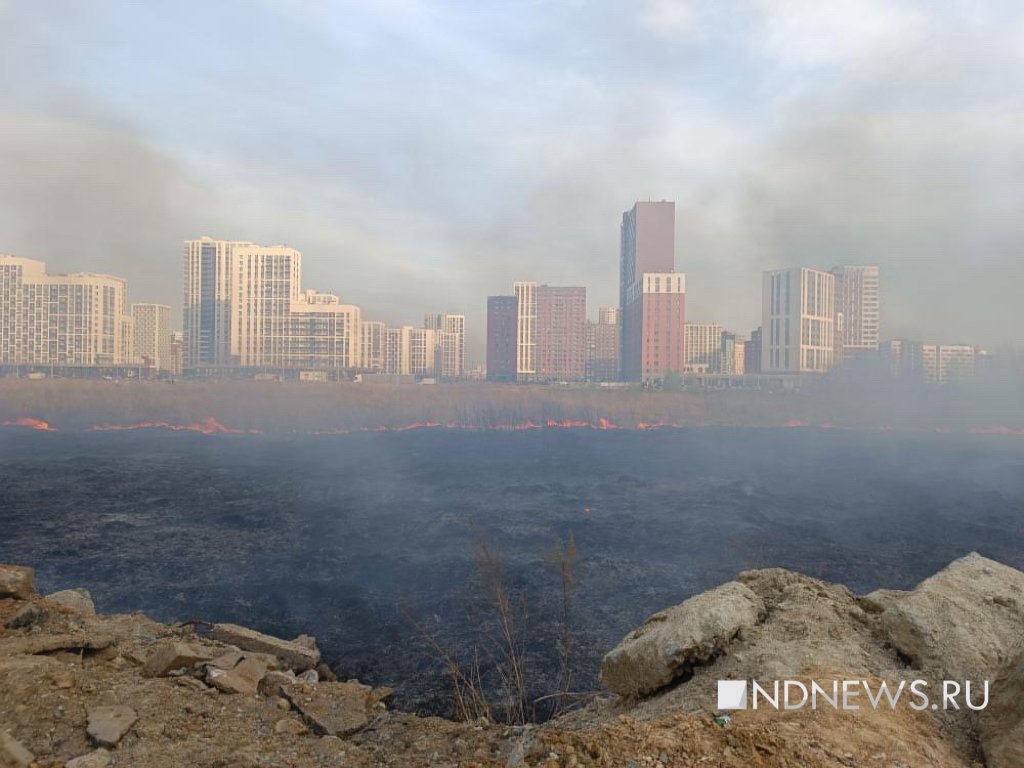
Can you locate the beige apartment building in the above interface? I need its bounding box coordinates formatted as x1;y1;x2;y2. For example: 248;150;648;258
762;267;836;373
132;303;173;371
183;237;361;372
684;322;722;373
1;255;131;366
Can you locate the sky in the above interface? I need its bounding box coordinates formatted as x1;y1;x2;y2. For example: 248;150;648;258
2;0;1023;362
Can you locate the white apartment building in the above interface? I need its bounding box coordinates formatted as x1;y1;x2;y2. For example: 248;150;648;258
132;303;173;371
184;237;361;372
384;326;413;375
762;267;836;373
425;313;466;379
360;320;386;372
831;265;880;359
1;255;131;366
513;281;537;380
684;322;722;373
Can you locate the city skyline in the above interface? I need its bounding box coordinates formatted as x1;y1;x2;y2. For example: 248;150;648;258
3;3;1023;356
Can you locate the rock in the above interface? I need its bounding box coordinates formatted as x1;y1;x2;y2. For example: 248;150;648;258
205;655;268;695
143;642;217;677
45;588;96;615
65;748;112;768
0;731;34;768
0;633;113;657
274;718;309;736
3;602;47;630
298;668;319;684
878;553;1024;680
282;681;391;737
259;670;298;698
857;589;907;614
209;623;320;672
86;705;138;747
600;581;765;697
315;661;338;682
980;646;1024;768
0;565;35;600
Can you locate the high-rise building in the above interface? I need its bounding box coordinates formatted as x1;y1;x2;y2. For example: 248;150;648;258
486;295;518;382
409;328;437;376
745;327;762;374
619;201;686;381
132;303;173;371
184;237;361;372
425;313;466;379
169;331;184;377
513;282;537;381
0;255;131;366
718;332;746;375
536;286;587;381
384;327;412;375
831;266;880;363
586;306;620;382
684;323;722;373
762;268;835;373
360;321;386;372
884;340;976;384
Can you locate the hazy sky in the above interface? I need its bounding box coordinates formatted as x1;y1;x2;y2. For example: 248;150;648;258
2;0;1023;361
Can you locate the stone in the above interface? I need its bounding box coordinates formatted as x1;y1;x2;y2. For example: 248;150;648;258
282;681;391;737
86;705;138;747
259;670;298;698
65;748;112;768
315;661;338;682
0;633;113;657
0;731;34;768
3;602;47;630
274;718;309;736
209;623;320;672
979;646;1024;768
205;655;268;695
45;588;96;615
878;553;1024;681
600;581;765;697
0;565;35;600
143;642;218;677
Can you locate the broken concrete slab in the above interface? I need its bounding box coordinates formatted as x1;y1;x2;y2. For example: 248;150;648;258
0;565;35;600
0;633;114;657
65;748;112;768
258;670;298;698
878;552;1024;681
209;623;320;672
143;641;218;677
282;681;391;737
44;588;96;616
0;730;34;768
3;602;47;631
205;655;268;695
600;581;765;697
86;705;138;747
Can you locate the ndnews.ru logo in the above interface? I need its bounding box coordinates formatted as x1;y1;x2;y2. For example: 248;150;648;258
717;679;988;712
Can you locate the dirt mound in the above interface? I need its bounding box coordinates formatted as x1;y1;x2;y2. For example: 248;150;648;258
4;557;1020;767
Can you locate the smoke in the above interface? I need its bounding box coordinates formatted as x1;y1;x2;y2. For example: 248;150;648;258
1;1;1023;360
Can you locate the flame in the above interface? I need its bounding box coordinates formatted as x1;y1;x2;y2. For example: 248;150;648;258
0;417;54;431
782;420;808;428
91;417;245;435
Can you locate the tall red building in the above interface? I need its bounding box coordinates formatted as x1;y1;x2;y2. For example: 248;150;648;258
619;201;686;382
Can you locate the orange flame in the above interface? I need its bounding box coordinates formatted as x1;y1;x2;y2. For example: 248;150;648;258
0;417;54;431
91;417;245;435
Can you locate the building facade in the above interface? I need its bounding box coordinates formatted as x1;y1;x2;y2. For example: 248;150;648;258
486;295;518;382
719;332;746;375
360;320;386;372
586;306;619;382
831;265;880;363
619;201;685;381
132;303;173;371
536;286;587;380
425;313;466;379
184;237;360;373
683;322;722;373
1;255;131;366
513;282;537;381
762;267;835;373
